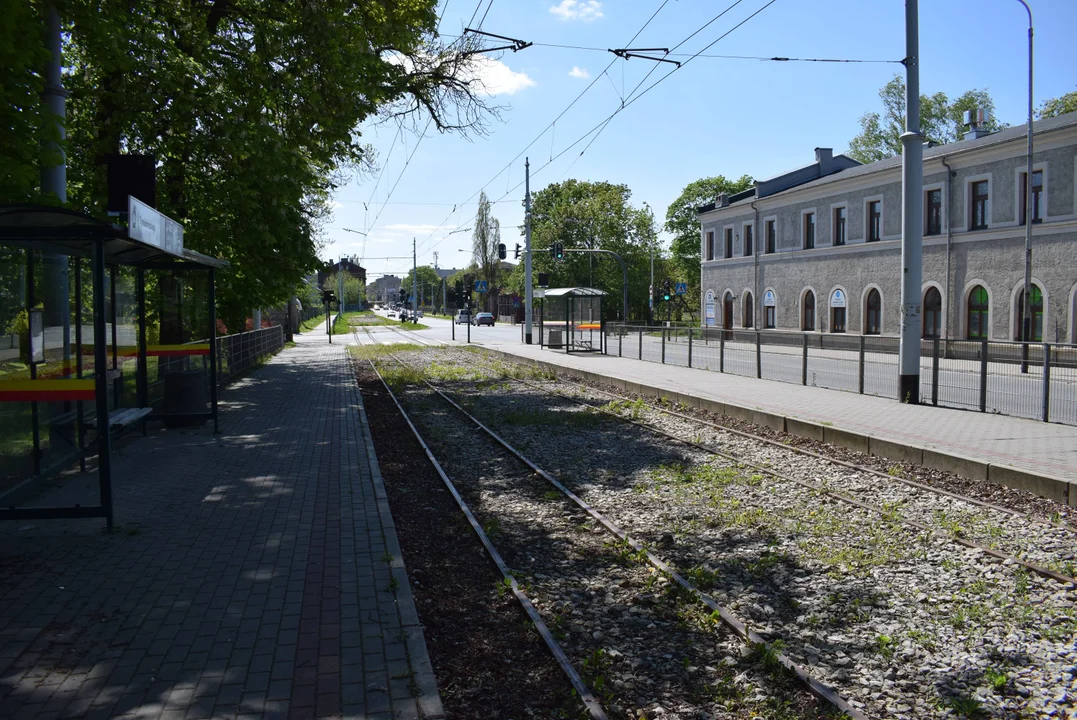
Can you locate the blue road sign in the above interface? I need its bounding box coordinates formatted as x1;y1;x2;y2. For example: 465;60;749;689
674;282;688;296
474;280;488;292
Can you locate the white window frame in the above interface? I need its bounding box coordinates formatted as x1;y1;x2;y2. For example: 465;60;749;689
762;286;777;329
704;228;715;261
861;283;884;335
828;285;850;333
800;286;818;332
1013;162;1048;225
741;221;755;257
921;281;946;339
923;182;947;236
1008;278;1048;341
723;225;735;259
830;202;848;246
964;172;993;231
800;207;817;250
863;195;884;242
962;279;993;340
762;215;778;254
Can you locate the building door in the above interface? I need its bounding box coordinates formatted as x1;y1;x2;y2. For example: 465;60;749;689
723;293;734;334
923;287;942;338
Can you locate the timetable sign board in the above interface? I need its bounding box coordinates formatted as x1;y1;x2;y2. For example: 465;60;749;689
129;196;184;257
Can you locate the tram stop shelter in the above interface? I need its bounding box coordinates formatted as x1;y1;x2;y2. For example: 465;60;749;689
538;287;606;354
0;204;227;530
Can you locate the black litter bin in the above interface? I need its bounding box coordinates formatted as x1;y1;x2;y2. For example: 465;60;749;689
163;370;208;428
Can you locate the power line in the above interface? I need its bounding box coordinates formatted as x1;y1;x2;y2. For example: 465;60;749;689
414;0;674;258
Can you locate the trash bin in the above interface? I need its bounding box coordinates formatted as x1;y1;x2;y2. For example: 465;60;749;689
163;371;208;428
548;328;563;348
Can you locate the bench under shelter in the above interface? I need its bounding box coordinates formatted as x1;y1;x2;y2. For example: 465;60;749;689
538;287;606;354
0;204;226;530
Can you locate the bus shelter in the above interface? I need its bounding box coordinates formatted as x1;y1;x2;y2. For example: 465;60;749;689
538;287;606;354
0;205;226;530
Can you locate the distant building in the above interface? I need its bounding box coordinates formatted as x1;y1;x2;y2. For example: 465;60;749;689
697;111;1077;342
317;258;366;289
368;275;402;304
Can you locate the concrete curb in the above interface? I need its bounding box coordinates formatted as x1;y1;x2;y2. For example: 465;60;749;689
352;374;446;719
481;347;1076;508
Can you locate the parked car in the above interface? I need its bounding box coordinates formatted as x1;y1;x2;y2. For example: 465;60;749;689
454;309;471;325
416;309;424;318
387;311;396;318
472;312;495;327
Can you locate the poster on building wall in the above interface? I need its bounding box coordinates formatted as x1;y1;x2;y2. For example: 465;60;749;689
763;290;775;307
704;290;715;326
831;289;846;308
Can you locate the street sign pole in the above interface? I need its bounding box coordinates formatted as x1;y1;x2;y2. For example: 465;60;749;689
524;158;534;344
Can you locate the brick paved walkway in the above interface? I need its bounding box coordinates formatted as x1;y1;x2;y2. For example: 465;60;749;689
0;337;442;720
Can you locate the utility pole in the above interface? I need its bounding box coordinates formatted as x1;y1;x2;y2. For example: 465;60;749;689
649;245;654;325
524;158;534;344
412;238;418;321
898;0;924;404
1017;0;1034;371
42;3;70;367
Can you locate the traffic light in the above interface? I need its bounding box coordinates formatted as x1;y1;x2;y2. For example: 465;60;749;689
550;242;564;260
514;243;521;259
498;242;507;260
399;288;407;303
662;279;671;302
322;289;337;305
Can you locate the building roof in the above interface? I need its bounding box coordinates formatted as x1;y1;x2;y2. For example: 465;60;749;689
543;287;607;297
697;110;1077;214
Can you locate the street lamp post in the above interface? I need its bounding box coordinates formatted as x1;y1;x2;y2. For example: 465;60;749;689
1015;0;1035;370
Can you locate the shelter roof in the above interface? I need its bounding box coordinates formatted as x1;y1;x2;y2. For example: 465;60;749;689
543;287;607;297
0;205;227;268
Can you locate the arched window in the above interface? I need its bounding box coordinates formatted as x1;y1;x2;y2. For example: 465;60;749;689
743;292;754;328
923;287;942;339
1015;284;1044;341
865;289;882;335
967;285;989;339
723;292;734;330
802;290;815;331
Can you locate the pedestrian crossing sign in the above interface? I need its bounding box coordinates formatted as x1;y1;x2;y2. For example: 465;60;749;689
474;280;488;292
674;282;688;295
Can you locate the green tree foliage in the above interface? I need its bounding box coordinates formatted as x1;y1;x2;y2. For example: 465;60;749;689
514;179;658;322
322;272;363;309
471;191;502;293
401;265;442;307
1037;89;1077;119
4;1;493;332
847;74;1003;163
664;175;752;308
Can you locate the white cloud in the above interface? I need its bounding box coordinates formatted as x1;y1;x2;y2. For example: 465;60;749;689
469;55;536;96
550;0;603;22
568;66;590;79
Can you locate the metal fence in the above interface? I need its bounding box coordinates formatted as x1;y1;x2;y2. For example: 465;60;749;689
605;325;1077;425
216;325;285;385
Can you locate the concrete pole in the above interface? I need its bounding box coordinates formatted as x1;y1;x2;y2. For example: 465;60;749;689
898;0;924;404
649;246;654;325
42;4;70;365
412;238;418;319
252;309;261;330
338;260;344;314
524;158;534;344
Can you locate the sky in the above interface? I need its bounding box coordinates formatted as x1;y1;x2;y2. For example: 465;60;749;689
323;0;1077;281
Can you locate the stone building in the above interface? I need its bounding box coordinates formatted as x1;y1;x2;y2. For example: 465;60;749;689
697;111;1077;343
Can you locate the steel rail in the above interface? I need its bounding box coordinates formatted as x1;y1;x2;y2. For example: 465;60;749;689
366;360;610;720
382;352;869;720
516;376;1077;588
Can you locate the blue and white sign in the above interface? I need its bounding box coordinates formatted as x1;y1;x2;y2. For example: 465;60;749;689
474;280;488;292
704;290;716;326
830;289;846;308
674;282;688;296
763;290;776;307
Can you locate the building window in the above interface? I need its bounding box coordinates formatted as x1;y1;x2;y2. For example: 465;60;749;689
802;290;815;331
724;228;733;259
764;305;775;329
926;189;942;236
833;206;846;246
1016;284;1044;341
743;292;754;328
1020;170;1043;224
865;289;882;335
723;292;734;330
971;181;989;230
830;288;846;333
765;220;775;254
803;212;815;249
706;231;714;261
868;201;882;241
967;285;989;339
744;224;753;256
923;287;942;339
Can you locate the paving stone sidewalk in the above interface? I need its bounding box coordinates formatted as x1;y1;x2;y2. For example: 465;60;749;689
0;338;442;720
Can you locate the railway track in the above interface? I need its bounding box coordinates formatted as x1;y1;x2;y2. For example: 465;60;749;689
367;349;862;720
359;344;1077;720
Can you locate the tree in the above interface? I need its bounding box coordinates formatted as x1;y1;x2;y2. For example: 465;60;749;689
3;1;496;332
524;179;658;322
323;272;363;309
847;75;1004;163
471;191;502;305
664;175;753;308
401;265;442;308
1037;90;1077;119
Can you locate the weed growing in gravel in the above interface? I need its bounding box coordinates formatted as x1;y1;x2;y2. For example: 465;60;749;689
905;628;937;651
604;538;649;566
579;648;615;707
684;565;721;590
349;343;423;361
748;638;786;672
604;397;647;420
937;693;987;719
984;667;1009;692
481;517;501;537
874;634;895;661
